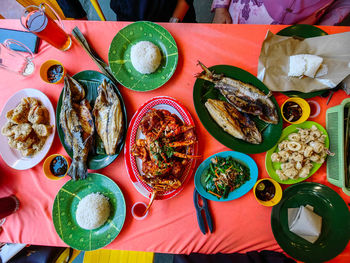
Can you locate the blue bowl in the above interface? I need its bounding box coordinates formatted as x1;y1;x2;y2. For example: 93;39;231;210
194;151;258;202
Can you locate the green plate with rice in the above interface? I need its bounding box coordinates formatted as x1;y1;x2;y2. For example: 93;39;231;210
108;21;178;91
52;173;126;251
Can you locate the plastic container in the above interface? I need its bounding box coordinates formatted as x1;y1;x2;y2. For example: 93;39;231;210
253;178;283;207
40;59;65;84
326;98;350;196
131;202;149;220
307;100;321;118
281;97;311;124
43;154;70;180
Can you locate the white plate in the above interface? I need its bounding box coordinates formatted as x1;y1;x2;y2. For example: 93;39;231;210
0;89;56;170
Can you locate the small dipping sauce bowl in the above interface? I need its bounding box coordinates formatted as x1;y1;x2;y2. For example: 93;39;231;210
131;202;149;220
40;60;65;84
281;97;310;124
43;154;70;180
307;100;321;118
253;178;282;207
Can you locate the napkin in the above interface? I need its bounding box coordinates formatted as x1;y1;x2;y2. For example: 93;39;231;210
258;31;350;93
288;205;322;243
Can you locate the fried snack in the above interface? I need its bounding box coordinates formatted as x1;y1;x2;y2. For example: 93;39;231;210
1;97;53;157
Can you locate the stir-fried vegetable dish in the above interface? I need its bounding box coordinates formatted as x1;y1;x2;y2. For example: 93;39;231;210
204;156;250;199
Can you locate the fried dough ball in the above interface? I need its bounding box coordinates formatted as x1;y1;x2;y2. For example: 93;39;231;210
32;124;52;137
28;105;50;124
13;123;32;141
6;102;30;124
1;121;16;137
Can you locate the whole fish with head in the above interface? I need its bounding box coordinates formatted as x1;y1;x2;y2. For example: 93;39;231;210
196;61;279;124
92;79;123;155
60;76;94;180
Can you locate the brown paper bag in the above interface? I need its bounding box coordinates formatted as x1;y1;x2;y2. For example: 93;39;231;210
258;31;350;93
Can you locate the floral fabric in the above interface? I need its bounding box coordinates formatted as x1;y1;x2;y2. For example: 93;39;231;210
211;0;350;25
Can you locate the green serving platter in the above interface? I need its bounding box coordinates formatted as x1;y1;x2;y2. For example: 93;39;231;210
271;182;350;263
52;173;126;251
265;121;329;184
56;70;127;170
108;21;178;91
193;65;283;154
277;24;328;99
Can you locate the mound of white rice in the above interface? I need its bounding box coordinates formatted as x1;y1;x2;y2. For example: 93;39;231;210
76;192;110;230
130;41;161;74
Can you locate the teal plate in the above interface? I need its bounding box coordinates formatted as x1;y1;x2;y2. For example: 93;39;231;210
277;24;329;99
265;121;329;184
271;182;350;262
193;65;283;154
194;151;258;202
52;173;126;251
108;21;178;91
56;70;128;170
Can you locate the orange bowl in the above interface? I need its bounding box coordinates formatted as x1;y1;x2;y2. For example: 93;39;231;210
43;154;70;180
40;60;66;84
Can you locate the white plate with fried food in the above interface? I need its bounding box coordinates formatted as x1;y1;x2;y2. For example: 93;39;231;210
0;89;55;170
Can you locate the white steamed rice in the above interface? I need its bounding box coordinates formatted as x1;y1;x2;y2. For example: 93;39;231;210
76;192;110;230
130;41;161;74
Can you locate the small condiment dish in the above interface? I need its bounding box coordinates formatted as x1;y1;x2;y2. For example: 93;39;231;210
307;100;321;118
40;60;66;84
43;154;70;180
131;202;149;220
281;97;310;124
253;178;282;207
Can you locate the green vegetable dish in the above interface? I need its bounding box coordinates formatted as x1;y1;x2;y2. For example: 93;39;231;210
204;156;250;199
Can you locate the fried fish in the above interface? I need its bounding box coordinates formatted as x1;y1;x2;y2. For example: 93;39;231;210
196;61;279;124
60;76;94;180
92;80;123;155
205;99;262;144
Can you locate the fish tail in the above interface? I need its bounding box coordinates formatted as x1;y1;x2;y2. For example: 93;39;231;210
195;61;213;80
67;161;78;181
77;160;88;180
67;159;88;180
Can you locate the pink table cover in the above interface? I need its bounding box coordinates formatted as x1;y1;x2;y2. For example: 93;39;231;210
0;20;349;262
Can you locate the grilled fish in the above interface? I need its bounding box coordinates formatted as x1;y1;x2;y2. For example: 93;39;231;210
205;99;262;144
60;76;94;180
92;80;123;155
196;61;279;124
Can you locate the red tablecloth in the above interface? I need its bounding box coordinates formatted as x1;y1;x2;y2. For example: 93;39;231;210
0;20;349;262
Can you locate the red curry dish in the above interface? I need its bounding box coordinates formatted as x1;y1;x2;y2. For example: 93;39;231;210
131;109;200;192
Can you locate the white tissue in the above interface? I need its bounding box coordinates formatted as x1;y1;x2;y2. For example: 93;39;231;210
288;205;322;243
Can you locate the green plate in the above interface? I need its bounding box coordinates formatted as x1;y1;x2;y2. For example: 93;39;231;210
277;24;328;99
265;121;329;184
193;65;283;154
52;173;126;251
271;182;350;262
56;70;127;170
108;21;178;91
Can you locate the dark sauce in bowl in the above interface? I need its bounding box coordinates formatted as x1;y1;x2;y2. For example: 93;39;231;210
50;156;68;177
255;180;275;201
283;101;302;122
47;64;63;83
